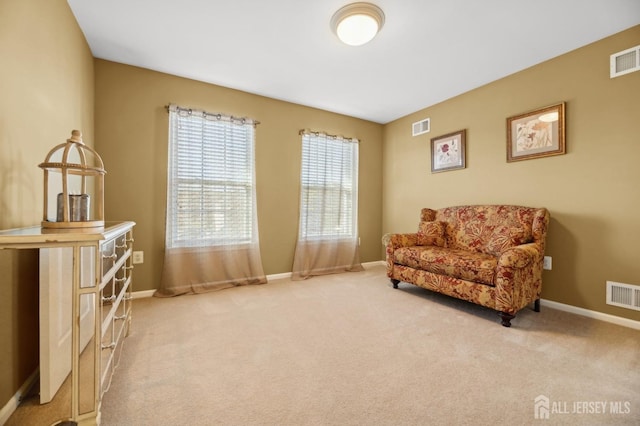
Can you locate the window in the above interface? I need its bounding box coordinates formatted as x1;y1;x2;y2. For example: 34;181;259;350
298;132;359;240
166;106;257;248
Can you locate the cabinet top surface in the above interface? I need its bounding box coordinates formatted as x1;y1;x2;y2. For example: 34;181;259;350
0;221;135;247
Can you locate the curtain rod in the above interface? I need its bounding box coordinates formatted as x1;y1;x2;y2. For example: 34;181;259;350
165;104;260;126
299;129;358;142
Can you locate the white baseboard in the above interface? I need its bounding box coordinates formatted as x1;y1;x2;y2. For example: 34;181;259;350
541;298;640;330
265;261;385;282
131;289;156;299
267;272;292;281
0;368;38;425
363;260;386;269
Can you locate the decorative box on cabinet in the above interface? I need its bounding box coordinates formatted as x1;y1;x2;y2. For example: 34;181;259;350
0;221;135;425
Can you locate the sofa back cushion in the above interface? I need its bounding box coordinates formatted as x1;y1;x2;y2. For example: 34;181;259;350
417;220;447;247
432;205;538;256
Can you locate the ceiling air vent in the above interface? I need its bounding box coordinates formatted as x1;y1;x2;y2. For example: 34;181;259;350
610;45;640;78
412;118;430;136
606;281;640;311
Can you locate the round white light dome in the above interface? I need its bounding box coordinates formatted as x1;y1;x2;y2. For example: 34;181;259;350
331;3;385;46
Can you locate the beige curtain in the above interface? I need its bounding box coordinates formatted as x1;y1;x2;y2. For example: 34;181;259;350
292;238;363;280
157;244;266;296
291;131;363;280
156;104;266;297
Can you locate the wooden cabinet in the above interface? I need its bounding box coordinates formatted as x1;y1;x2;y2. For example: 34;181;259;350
0;221;135;425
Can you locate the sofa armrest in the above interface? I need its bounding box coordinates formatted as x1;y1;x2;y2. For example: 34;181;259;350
385;233;420;276
495;243;544;314
498;243;541;268
387;233;420;249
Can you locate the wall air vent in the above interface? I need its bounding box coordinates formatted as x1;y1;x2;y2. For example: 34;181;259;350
610;45;640;78
606;281;640;311
412;118;430;136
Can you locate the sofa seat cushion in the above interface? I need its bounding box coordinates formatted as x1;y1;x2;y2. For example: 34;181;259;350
393;246;497;286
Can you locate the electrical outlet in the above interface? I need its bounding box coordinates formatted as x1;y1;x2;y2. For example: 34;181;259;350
543;256;552;270
132;251;144;264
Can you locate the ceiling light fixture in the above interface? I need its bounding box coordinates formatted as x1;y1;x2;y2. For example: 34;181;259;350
331;2;385;46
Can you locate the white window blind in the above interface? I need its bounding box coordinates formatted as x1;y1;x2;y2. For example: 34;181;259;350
166;106;257;248
299;132;359;240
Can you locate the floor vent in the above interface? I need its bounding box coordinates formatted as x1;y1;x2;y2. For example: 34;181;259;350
606;281;640;311
610;45;640;78
412;118;430;136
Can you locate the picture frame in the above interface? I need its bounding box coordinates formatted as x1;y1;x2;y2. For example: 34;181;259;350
430;129;466;173
507;102;565;162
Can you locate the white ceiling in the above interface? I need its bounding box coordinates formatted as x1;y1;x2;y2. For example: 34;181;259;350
67;0;640;124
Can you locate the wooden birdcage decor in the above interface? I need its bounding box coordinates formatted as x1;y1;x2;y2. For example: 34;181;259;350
39;130;106;229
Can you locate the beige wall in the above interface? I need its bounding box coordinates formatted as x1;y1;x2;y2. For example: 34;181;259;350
94;60;384;291
0;0;94;408
383;25;640;321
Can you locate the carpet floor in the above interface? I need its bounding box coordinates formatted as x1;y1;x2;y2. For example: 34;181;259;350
8;264;640;425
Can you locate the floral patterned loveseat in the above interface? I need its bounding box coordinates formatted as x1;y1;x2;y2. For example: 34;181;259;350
386;205;550;327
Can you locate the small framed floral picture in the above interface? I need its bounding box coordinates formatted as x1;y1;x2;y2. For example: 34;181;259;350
507;102;565;162
430;129;466;173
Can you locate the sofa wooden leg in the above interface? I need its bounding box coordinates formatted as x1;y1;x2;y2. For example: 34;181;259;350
391;279;400;289
499;312;515;327
534;298;541;312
